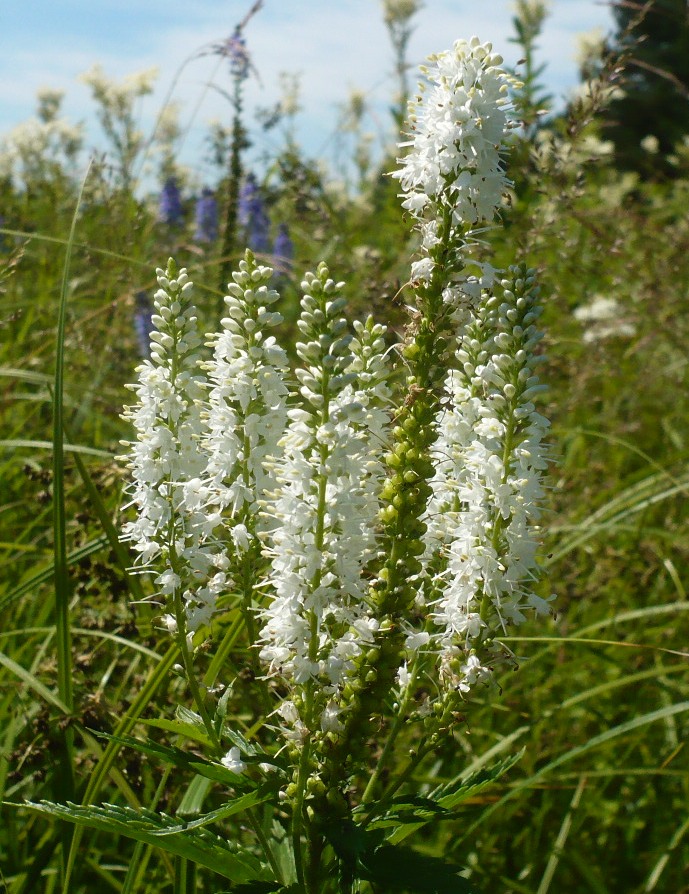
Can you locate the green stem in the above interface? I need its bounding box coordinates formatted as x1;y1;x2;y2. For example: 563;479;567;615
292;361;333;890
360;655;422;805
291;730;312;889
173;590;221;755
480;386;518;624
219;75;244;294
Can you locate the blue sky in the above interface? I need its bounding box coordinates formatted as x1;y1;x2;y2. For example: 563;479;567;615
1;1;615;188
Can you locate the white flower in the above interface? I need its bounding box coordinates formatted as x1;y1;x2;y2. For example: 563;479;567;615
321;701;344;733
423;267;550;693
640;134;659;154
258;271;390;730
121;261;233;634
411;258;435;282
397;662;412;690
203;256;289;526
457;653;491;693
393;38;516;311
574;295;635;343
393;37;513;229
221;746;246;775
405;630;430;650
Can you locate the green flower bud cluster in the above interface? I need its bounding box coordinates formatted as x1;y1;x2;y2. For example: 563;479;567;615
149;257;203;376
316;282;461;788
295;263;354;412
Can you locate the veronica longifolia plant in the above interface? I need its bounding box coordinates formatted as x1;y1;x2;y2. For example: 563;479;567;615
31;37;552;894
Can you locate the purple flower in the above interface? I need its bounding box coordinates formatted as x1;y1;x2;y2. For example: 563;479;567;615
221;28;250;80
238;173;270;252
273;223;293;274
159;177;184;227
134;291;154;357
194;187;218;243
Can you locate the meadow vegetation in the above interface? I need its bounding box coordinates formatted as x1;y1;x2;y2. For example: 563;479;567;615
1;2;688;892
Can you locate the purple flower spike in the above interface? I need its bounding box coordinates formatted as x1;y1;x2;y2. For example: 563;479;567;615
238;173;270;252
223;28;250;80
159;177;184;227
273;223;293;274
134;291;154;357
194;187;219;243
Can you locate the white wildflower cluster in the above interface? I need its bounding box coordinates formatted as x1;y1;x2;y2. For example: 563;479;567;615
0;114;83;185
80;64;158;184
80;64;158;115
203;259;289;551
573;295;635;343
419;267;551;692
122;255;295;636
392;37;514;299
258;267;391;735
121;38;553;762
121;262;222;632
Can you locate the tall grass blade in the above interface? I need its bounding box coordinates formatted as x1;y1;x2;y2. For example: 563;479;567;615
53;159;92;882
461;700;689;842
643;811;689;891
535;774;587;894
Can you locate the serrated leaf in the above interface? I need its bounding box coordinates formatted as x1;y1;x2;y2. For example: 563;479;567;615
22;801;272;884
385;750;524;846
96;732;255;790
151;787;275;836
433;749;524;809
323;820;480;891
322;818;384;860
359;795;449;830
357;844;479;894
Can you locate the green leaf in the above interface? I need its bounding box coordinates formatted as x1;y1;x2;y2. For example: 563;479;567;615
178;774;213;817
323;821;479;892
0;650;69;714
22;801;272;884
0;535;109;612
215;684;233;734
223;725;264;757
357;844;479;893
323;818;383;861
139;717;213;747
95;732;256;790
433;749;525;809
216;885;303;893
150;787;275;836
364;751;525;844
269;819;298;886
364;796;449;830
177;704;208;730
0;438;114;459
